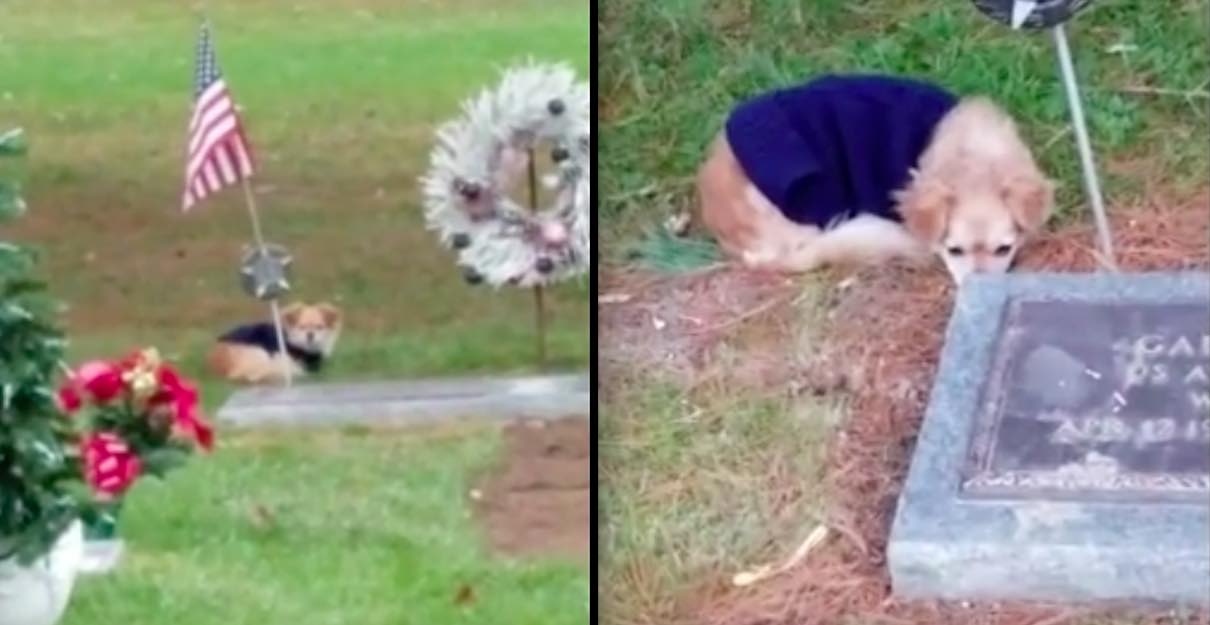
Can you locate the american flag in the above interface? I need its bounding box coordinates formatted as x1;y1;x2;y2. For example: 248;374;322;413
182;22;255;211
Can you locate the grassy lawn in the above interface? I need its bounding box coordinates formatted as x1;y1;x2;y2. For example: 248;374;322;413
599;0;1207;621
62;425;588;625
1;2;589;623
0;0;591;385
600;363;841;616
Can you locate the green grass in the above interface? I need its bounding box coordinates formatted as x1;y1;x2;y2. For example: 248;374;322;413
628;229;722;272
600;281;844;622
600;377;837;613
62;426;588;625
599;0;1208;621
0;0;590;383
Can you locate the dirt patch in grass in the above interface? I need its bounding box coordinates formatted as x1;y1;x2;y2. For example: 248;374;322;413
473;417;590;561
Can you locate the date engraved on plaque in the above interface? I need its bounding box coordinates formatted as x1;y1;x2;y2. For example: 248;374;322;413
960;300;1210;503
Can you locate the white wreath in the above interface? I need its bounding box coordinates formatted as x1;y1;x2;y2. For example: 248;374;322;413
421;61;591;288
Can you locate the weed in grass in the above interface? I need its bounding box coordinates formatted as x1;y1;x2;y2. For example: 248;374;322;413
630;229;721;273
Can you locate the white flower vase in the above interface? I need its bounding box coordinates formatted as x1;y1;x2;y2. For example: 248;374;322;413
0;521;84;625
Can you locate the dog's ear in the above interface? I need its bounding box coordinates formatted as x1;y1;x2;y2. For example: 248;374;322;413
1003;172;1054;232
894;175;953;243
281;302;304;325
316;302;343;327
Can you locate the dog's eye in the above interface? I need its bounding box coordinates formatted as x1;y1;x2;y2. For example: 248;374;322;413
993;244;1014;257
945;246;965;257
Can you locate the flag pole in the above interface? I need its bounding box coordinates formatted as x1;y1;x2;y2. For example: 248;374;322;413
240;179;292;387
1051;22;1116;271
187;19;291;387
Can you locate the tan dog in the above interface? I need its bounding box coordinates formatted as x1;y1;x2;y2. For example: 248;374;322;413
207;302;343;385
696;96;1054;283
894;97;1054;282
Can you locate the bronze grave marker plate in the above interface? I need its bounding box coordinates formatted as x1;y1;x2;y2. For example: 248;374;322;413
960;299;1210;503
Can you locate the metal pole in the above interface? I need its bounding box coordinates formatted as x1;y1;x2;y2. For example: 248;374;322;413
526;149;547;370
1052;23;1117;270
241;178;268;249
533;284;547;368
241;179;292;387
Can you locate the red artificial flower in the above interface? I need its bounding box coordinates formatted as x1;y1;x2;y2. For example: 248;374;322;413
118;348;153;372
81;432;142;498
56;385;82;414
156;366;196;404
150;365;214;452
176;413;215;452
119;348;165;400
74;360;125;404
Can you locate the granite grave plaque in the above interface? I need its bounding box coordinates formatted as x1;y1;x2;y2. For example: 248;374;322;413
216;373;589;426
888;272;1210;605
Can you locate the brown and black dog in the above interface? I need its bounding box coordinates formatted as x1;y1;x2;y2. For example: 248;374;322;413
207;302;343;385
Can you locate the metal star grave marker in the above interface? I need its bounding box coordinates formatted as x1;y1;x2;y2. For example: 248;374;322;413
971;0;1094;29
239;244;292;301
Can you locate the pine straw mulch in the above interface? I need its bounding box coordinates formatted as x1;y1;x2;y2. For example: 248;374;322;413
604;191;1210;625
599;266;802;387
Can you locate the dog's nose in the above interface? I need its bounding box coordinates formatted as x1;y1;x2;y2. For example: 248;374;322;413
968;252;994;272
945;262;974;285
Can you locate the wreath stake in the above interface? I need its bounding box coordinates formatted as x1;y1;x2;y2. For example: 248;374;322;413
525;150;549;368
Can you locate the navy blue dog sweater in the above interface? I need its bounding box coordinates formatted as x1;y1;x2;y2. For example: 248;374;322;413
218;323;324;373
724;74;958;228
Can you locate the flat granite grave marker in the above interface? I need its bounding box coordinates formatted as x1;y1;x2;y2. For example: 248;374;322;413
888;272;1210;605
217;373;589;427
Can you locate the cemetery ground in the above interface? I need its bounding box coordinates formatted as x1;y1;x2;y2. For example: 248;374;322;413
1;0;590;623
599;1;1209;624
62;421;590;625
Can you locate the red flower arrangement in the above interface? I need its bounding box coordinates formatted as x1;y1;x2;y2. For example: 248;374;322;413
59;348;214;499
81;433;142;497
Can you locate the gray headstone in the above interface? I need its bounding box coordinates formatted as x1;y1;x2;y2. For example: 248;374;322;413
888;272;1210;606
217;373;589;427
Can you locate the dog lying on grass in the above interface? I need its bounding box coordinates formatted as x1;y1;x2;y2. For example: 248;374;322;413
695;74;1054;283
207;302;343;385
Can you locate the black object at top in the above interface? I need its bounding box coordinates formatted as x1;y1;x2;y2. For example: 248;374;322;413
970;0;1095;29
